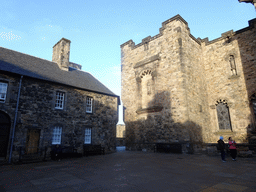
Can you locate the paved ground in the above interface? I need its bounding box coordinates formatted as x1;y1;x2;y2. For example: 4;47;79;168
0;147;256;192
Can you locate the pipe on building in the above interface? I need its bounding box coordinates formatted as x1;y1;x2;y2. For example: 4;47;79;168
8;75;23;163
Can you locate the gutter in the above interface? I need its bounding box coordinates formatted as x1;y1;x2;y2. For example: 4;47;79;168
8;75;23;163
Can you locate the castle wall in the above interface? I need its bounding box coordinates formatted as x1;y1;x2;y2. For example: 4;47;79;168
201;23;255;143
121;18;197;150
121;15;256;151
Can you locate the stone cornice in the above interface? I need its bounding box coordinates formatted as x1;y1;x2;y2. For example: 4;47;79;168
136;106;163;114
133;54;160;69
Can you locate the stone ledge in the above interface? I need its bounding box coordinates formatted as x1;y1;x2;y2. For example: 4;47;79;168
133;54;160;69
136;106;163;114
228;74;240;80
214;131;235;135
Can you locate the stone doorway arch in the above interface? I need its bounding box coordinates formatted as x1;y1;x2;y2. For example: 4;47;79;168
0;111;11;158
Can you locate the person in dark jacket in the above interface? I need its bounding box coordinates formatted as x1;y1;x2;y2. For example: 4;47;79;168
217;136;226;162
52;145;62;161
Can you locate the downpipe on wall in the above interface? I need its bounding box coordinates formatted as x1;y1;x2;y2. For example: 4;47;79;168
8;75;23;163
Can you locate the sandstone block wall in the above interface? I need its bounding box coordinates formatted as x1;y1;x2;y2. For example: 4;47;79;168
116;124;125;138
121;15;256;151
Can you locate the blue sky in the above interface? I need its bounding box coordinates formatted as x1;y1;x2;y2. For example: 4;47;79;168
0;0;255;124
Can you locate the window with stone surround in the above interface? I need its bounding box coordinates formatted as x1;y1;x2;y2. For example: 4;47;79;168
86;97;93;113
216;100;232;130
84;128;91;144
141;70;153;108
229;55;237;76
52;126;62;145
55;91;65;109
0;82;8;102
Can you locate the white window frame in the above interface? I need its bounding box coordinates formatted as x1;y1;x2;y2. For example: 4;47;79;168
84;128;92;144
55;91;65;109
0;82;8;103
86;97;93;113
52;126;62;145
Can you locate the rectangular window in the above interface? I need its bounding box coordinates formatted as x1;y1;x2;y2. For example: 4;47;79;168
84;128;91;144
0;82;8;102
55;91;65;109
52;126;62;144
86;97;93;113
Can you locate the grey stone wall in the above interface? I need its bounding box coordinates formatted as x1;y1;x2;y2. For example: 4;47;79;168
0;73;118;161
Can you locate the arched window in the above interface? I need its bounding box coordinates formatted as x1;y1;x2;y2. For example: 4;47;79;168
140;70;153;108
216;100;232;130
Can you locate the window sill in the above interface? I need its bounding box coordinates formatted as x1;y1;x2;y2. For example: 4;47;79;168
55;108;64;111
228;75;240;80
136;106;163;114
214;130;235;135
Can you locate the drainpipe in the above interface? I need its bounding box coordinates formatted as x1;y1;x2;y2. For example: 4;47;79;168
8;75;23;163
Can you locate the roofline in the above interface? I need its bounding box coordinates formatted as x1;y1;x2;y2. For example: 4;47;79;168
1;70;121;105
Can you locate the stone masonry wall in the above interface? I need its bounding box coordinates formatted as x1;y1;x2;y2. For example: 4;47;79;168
121;15;256;151
0;73;118;161
121;17;198;150
201;20;256;143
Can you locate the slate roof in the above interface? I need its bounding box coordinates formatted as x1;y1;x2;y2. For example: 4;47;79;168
0;46;119;99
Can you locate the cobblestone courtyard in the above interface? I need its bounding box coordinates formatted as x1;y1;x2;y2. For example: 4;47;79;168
1;149;256;192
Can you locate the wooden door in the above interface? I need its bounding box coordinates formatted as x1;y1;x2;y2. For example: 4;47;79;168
26;129;40;154
0;111;11;157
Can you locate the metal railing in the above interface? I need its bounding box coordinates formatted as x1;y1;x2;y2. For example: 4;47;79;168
18;146;48;162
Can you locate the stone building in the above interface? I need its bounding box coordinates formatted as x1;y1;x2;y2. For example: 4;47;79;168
121;15;256;152
116;124;125;138
116;124;125;146
0;38;120;162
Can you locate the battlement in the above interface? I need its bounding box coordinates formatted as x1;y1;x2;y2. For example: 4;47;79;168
200;18;256;46
120;14;200;50
121;15;256;49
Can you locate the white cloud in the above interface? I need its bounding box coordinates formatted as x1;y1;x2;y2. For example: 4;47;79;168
0;31;21;41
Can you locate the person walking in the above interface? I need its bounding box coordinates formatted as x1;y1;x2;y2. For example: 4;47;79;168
228;137;237;161
217;136;226;162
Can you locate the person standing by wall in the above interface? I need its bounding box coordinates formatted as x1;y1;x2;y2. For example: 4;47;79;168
228;137;237;161
217;136;226;162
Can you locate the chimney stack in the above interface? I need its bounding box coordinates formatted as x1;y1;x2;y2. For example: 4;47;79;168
52;38;71;71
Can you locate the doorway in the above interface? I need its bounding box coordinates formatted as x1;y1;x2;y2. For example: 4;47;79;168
26;129;40;154
0;111;11;158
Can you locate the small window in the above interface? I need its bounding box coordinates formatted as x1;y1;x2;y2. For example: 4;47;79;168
55;91;65;109
0;82;8;102
84;128;91;144
86;97;93;113
52;126;62;144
